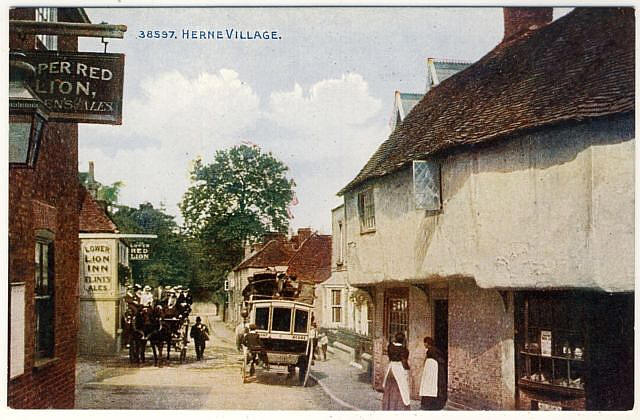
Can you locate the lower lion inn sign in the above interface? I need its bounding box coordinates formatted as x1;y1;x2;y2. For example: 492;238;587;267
19;50;125;124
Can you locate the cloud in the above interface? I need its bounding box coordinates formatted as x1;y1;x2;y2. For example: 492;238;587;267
79;69;261;218
263;73;389;231
80;71;390;233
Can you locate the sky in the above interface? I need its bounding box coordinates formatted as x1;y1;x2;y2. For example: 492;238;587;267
77;7;570;234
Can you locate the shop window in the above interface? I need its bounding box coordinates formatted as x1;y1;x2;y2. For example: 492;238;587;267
357;189;375;232
36;8;58;50
331;289;342;324
413;160;441;211
384;288;408;343
35;233;55;359
516;292;586;401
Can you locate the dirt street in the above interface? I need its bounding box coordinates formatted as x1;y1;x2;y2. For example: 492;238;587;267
75;319;340;410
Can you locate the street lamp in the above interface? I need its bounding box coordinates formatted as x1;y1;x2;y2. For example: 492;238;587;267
9;52;47;167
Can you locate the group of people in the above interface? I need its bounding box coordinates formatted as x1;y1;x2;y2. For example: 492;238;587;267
124;283;193;319
383;332;447;411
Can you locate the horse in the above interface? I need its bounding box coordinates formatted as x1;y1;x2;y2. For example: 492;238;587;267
146;305;174;366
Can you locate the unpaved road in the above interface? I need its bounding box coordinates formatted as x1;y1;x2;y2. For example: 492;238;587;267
75;319;340;410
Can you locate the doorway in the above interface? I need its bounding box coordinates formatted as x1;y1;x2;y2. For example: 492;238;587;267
433;298;448;403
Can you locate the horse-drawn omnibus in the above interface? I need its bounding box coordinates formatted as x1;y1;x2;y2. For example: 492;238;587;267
240;270;315;386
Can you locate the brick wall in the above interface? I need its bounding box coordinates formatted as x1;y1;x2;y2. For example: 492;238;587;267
370;285;431;400
8;7;81;409
447;279;515;410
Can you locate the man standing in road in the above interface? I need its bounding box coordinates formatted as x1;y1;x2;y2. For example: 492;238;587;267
190;316;210;361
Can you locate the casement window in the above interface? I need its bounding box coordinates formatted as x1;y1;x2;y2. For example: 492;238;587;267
35;233;55;359
413;160;441;211
36;8;58;50
357;189;375;232
384;288;409;343
331;289;342;324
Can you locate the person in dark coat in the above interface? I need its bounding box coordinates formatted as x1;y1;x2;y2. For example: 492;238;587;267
419;336;447;410
190;316;209;361
243;324;267;375
382;332;411;410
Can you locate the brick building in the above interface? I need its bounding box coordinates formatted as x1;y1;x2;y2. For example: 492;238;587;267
7;7;90;408
226;228;331;325
338;8;633;410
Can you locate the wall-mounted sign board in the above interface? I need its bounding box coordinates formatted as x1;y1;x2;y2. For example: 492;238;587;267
130;242;150;261
17;50;125;124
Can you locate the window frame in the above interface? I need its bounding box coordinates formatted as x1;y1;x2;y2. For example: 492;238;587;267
330;289;342;324
34;230;55;360
357;188;376;233
35;8;58;51
384;288;409;344
413;160;442;211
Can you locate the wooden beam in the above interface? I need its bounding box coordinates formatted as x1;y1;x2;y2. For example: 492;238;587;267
10;20;127;39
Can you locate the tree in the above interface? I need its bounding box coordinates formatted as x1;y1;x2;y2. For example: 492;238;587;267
180;145;295;296
112;203;194;289
181;145;294;243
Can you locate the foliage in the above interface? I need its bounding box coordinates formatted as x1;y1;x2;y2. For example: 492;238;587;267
180;145;295;298
112;203;194;290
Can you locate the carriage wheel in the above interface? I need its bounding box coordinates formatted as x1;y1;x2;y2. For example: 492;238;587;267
241;346;249;383
300;346;313;386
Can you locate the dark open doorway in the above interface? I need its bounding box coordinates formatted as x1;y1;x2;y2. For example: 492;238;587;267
434;298;448;403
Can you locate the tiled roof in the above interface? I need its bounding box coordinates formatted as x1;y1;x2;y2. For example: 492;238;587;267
234;239;296;270
341;8;634;195
78;186;118;233
286;234;332;283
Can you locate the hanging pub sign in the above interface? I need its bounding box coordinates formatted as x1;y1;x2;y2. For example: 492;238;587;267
130;242;150;261
17;50;125;124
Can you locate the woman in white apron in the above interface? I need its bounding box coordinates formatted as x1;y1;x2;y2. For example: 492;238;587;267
382;332;411;410
419;336;446;410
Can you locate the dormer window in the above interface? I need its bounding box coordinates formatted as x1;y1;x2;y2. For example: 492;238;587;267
36;8;58;50
413;160;441;211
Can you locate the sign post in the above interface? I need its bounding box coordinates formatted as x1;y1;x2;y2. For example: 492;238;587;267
17;50;125;124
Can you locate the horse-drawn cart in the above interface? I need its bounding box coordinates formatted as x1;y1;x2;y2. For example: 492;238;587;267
240;271;315;386
163;316;190;363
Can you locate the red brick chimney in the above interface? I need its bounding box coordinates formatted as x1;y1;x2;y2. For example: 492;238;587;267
297;228;312;244
503;7;553;41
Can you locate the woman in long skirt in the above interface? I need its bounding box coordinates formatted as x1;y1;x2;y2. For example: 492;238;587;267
419;336;447;410
382;332;411;410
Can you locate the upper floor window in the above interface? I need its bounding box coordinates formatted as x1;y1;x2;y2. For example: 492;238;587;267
36;8;58;50
35;233;55;359
337;221;345;265
414;160;441;211
357;189;375;233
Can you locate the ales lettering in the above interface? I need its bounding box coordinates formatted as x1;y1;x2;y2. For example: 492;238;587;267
83;244;113;293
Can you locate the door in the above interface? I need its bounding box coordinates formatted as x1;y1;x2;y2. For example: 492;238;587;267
434;298;448;402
